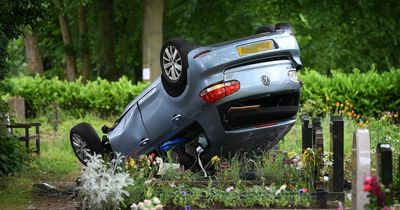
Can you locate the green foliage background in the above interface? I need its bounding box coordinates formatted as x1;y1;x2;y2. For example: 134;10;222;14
10;69;400;117
5;0;400;79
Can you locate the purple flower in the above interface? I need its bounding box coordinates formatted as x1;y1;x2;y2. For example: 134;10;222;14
180;190;187;196
298;188;308;194
185;205;191;210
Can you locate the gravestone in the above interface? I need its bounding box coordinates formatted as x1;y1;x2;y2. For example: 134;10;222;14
352;129;371;210
312;117;321;148
376;143;393;188
376;143;393;204
7;96;25;122
301;114;312;152
330;116;344;201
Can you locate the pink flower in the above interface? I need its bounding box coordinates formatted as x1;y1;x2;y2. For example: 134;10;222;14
363;184;372;192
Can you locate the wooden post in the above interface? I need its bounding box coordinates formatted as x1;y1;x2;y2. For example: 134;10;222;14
35;123;40;155
24;126;30;152
352;129;371;210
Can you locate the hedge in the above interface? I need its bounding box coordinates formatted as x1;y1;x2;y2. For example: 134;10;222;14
8;69;400;117
9;76;149;116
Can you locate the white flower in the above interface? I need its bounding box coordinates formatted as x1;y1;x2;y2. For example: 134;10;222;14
225;186;234;192
154;204;163;210
265;186;272;192
130;203;138;210
152;197;161;205
323;176;329;182
144;199;152;206
275;184;287;196
138;202;145;209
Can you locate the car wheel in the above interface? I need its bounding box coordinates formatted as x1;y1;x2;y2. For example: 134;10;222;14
70;122;103;165
255;25;275;34
160;38;191;87
275;23;293;34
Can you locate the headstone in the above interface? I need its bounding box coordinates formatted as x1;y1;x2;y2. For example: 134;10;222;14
301;114;312;152
376;143;393;203
315;127;324;152
330;116;344;201
7;96;25;122
312;117;321;148
352;129;371;210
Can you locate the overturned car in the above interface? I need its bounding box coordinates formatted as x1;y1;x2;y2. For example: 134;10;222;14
70;23;302;167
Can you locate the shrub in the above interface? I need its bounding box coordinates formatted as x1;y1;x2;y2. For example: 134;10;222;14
9;76;149;116
300;69;400;117
8;68;400;117
0;135;28;176
79;153;133;210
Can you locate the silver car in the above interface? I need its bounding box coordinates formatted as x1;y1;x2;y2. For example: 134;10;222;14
70;23;302;166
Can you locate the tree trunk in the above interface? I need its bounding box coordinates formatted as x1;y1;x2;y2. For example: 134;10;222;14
54;0;77;81
79;4;90;82
23;30;44;75
142;0;163;82
97;0;121;80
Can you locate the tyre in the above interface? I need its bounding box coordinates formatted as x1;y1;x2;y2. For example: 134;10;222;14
275;23;293;34
160;38;191;88
255;25;275;34
70;122;104;165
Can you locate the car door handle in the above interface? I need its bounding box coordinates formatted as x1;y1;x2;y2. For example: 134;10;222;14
172;114;182;122
140;138;150;146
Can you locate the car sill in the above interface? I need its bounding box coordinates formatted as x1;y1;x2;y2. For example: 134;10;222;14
224;118;296;134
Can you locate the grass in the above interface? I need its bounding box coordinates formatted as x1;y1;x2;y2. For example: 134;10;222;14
0;113;113;209
0;112;398;208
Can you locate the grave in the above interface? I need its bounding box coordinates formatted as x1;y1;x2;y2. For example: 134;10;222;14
352;129;371;210
301;114;312;152
330;116;345;201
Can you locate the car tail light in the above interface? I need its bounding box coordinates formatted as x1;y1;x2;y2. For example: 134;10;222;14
200;80;240;103
194;50;211;59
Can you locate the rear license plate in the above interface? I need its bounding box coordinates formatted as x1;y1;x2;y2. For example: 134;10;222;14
237;40;274;57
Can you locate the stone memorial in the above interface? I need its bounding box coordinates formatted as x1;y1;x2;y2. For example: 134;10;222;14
352;129;371;210
7;96;25;122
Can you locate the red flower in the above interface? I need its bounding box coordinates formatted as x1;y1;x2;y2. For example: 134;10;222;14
363;184;372;192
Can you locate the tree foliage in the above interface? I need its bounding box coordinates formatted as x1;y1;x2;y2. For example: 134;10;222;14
3;0;400;81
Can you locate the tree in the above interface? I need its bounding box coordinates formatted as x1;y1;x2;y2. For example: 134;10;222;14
79;3;90;82
142;0;163;82
54;0;77;81
97;0;122;80
24;28;44;75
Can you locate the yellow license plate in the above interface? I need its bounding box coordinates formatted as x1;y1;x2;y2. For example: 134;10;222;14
237;40;274;57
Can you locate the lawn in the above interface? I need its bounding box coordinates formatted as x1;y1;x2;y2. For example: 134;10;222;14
0;113;398;209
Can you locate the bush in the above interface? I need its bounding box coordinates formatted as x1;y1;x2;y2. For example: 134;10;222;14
0;135;28;176
9;76;149;116
300;69;400;117
8;69;400;117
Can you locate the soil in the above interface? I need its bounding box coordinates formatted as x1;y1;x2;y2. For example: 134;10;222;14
30;181;81;210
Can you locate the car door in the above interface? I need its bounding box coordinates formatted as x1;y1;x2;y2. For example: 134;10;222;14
138;87;183;143
108;103;149;156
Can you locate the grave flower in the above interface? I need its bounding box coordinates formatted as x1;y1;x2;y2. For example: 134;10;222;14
275;184;287;196
180;188;187;196
363;175;388;208
184;205;191;210
225;186;234;192
211;155;220;165
298;188;308;195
